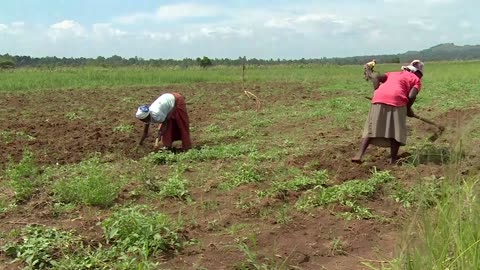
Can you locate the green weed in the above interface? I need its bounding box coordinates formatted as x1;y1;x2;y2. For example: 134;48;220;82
295;169;394;219
147;144;256;164
3;150;41;202
112;124;134;133
140;166;191;201
234;234;289;270
64;111;82;120
102;205;184;256
52;157;122;207
2;225;78;269
219;162;263;190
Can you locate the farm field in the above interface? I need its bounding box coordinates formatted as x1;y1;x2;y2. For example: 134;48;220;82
1;62;480;270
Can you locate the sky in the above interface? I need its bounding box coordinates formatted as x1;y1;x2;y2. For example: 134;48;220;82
0;0;478;59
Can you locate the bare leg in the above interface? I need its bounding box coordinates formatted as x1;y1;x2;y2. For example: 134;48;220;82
352;138;370;163
390;139;400;164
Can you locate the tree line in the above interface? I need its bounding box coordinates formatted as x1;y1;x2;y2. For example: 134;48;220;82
1;43;480;69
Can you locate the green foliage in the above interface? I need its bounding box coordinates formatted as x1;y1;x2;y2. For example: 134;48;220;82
4;150;40;202
379;177;480;270
272;170;328;194
147;144;256;164
2;225;77;269
140;166;191;201
52;157;122;207
405;142;452;165
196;56;213;68
0;59;15;69
235;234;289;270
219;163;263;190
112;124;134;133
390;175;443;208
296;170;394;219
64;112;82;120
101;205;184;256
53;245;160;270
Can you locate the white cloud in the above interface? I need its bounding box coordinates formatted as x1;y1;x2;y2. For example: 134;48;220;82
11;21;25;27
0;24;7;32
155;3;218;21
115;3;219;24
407;19;436;31
92;23;126;38
48;20;87;41
115;13;151;24
459;20;471;28
143;31;172;41
179;26;252;43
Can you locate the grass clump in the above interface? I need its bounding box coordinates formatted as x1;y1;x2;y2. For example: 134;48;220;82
52;157;122;207
218;162;264;190
112;124;134;133
147;144;257;164
272;169;328;194
235;234;289;270
140;166;191;201
296;169;394;219
2;225;78;269
102;205;185;256
3;150;41;202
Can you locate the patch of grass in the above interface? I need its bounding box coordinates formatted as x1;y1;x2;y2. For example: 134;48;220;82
140;165;191;201
272;169;328;195
274;204;293;225
405;141;453;165
218;162;264;190
329;237;347;256
102;205;185;256
50;202;77;217
295;169;394;219
0;131;37;143
112;124;134;133
389;175;443;208
147;143;257;164
375;176;480;270
0;198;16;214
64;111;82;120
3;150;41;202
234;234;289;270
200;200;220;211
52;157;122;207
2;225;79;269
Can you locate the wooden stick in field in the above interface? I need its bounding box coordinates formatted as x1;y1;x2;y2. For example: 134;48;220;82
244;90;261;112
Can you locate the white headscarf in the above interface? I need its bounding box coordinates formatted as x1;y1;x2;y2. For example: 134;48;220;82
135;105;150;120
402;60;424;74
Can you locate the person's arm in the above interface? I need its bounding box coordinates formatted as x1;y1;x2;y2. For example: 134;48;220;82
139;123;150;145
406;87;419;117
372;73;387;91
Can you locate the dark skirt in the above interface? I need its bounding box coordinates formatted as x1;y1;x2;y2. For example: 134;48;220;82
161;93;192;150
362;103;407;147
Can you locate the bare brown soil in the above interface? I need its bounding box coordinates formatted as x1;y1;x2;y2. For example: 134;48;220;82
1;82;478;269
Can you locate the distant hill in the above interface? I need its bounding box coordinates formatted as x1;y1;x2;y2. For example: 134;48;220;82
401;43;480;61
327;43;480;65
1;43;480;68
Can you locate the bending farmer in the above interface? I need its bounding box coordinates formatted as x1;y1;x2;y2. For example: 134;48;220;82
352;60;424;164
136;92;192;151
363;59;376;81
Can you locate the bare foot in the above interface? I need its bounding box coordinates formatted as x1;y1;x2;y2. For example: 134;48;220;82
351;157;363;164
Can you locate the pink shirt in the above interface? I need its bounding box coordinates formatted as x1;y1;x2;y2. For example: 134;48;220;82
371;71;421;107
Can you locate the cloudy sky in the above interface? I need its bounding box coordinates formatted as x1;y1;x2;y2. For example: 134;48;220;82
0;0;478;59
